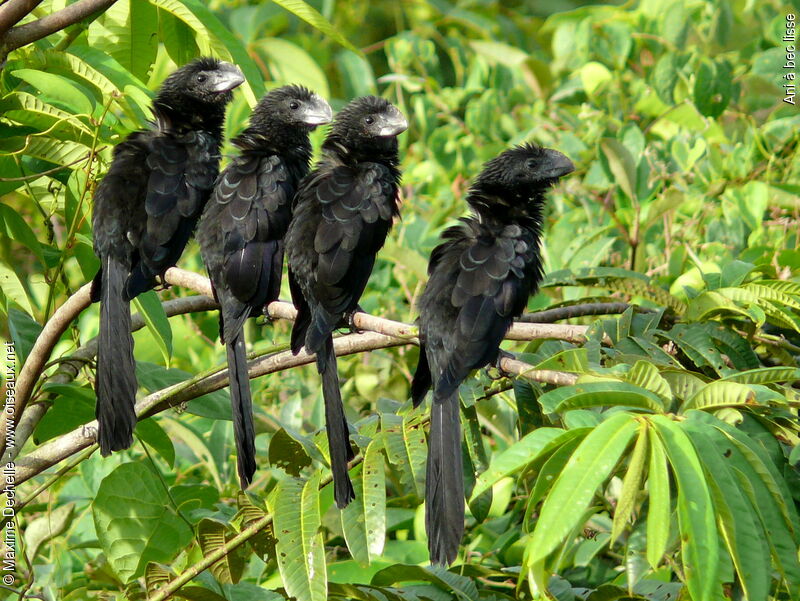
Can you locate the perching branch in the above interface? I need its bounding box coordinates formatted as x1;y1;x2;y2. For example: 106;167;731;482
12;266;589;481
0;0;117;60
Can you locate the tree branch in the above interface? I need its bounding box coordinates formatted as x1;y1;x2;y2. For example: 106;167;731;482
520;302;642;323
12;266;589;480
1;0;116;58
0;0;43;38
5;295;218;462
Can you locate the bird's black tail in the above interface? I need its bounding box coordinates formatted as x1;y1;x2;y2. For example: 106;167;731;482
318;336;355;508
426;389;464;565
95;255;138;455
226;331;256;488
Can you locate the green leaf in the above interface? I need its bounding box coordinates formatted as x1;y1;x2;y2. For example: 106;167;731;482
525;412;638;569
645;430;670;569
600;138;638;200
682;380;756;412
269;428;312;476
722;366;800;385
651;53;678;104
470;428;567;500
611;423;648;544
12;69;95;115
7;307;42;365
136;362;230;420
24;502;75;561
0;261;34;315
341;439;386;566
198;518;245;584
533;348;589;373
149;0;264;103
539;381;663;414
270;0;360;53
135;417;176;468
382;414;426;498
683;425;771;601
693;59;732;118
271;472;327;601
255;38;330;99
625;361;671;403
651;416;721;601
0;194;45;264
371;564;479;600
92;461;193;583
133;291;173;364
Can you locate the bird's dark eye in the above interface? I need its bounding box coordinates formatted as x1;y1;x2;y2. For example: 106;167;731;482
196;74;207;83
526;158;537;169
289;101;300;110
365;116;375;125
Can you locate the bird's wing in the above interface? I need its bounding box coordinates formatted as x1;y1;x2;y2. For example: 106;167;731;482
436;225;537;396
139;131;220;271
311;162;398;316
215;153;293;304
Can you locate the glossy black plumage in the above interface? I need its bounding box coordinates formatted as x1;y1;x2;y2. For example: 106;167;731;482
197;85;332;488
411;143;574;565
285;96;407;507
90;57;243;455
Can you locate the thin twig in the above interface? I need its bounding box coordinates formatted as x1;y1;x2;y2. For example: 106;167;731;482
520;302;649;323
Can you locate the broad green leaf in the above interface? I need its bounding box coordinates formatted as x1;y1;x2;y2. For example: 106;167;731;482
470;427;567;500
7;307;42;365
0;261;34;315
341;439;386;566
133;291;173;364
11;91;94;138
539;381;663;414
159;8;200;66
149;0;263;103
0;203;45;264
682;380;756;412
382;414;426;498
255;38;330;100
525;412;638;567
683;425;770;601
693;59;732;118
645;430;670;569
652;416;721;601
24;502;75;561
524;433;587;528
533;348;589;373
270;0;360;53
600;138;637;200
611;423;648;544
135;417;176;468
625;361;671;403
269;428;312;476
198;518;245;584
271;473;327;601
12;69;95;115
92;462;194;582
371;564;479;600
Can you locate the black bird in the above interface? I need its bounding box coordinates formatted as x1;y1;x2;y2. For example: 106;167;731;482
91;57;244;455
285;96;407;507
197;85;332;488
410;143;574;565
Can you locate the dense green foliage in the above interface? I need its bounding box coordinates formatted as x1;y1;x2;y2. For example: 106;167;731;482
1;0;799;600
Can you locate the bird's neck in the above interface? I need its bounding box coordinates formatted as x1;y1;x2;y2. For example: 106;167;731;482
322;137;400;169
152;103;226;140
233;127;312;166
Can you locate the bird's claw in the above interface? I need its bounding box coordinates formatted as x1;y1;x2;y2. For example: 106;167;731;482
486;350;515;380
345;306;364;334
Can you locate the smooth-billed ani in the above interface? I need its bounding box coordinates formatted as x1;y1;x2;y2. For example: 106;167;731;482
410;143;574;565
285;96;407;507
91;57;243;455
197;85;332;488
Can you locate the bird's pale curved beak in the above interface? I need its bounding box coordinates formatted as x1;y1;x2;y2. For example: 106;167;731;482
378;106;408;137
211;62;245;93
301;94;333;126
542;149;575;178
